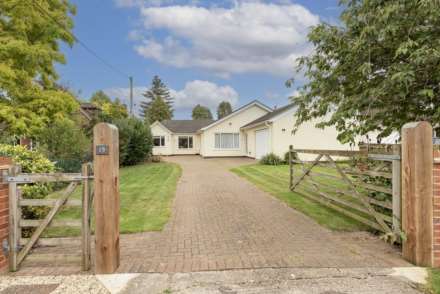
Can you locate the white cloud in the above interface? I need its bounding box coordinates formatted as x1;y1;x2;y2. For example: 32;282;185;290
127;30;144;41
131;2;319;77
171;80;239;110
103;86;147;115
289;89;301;98
104;80;239;116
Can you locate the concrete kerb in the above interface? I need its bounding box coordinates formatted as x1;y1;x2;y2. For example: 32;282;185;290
97;267;428;294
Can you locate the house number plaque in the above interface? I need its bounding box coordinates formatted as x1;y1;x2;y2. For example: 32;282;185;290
96;144;109;155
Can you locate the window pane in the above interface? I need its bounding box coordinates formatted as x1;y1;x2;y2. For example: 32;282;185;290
215;133;240;149
228;134;234;148
161;136;165;146
153;137;161;147
220;134;225;148
233;133;239;148
223;133;233;148
178;137;188;148
189;137;193;148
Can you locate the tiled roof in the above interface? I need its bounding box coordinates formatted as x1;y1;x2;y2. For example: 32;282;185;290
161;119;215;133
80;102;101;111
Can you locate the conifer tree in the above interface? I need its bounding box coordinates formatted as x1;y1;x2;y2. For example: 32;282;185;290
140;76;174;121
146;97;172;123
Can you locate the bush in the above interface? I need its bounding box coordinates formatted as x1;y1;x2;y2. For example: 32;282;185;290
0;144;55;226
260;153;283;165
114;117;153;166
284;150;298;164
38;117;91;172
0;144;55;173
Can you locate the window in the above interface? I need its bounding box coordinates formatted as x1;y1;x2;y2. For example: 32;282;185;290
153;136;165;147
178;136;193;149
215;133;239;149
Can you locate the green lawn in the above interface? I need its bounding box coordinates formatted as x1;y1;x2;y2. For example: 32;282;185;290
231;163;369;231
429;269;440;294
44;162;181;237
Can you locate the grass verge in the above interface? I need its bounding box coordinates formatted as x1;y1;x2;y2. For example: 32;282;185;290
428;269;440;294
44;162;181;237
231;163;369;231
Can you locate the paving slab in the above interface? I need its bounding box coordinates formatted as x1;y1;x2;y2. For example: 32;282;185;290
115;267;426;294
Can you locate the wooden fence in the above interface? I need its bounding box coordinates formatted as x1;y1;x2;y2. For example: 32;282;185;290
289;145;401;239
3;163;93;271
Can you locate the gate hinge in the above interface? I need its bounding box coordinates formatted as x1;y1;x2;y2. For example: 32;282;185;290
2;239;22;256
2;239;9;256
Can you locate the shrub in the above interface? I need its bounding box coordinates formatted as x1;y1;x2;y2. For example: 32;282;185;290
260;153;283;165
0;144;55;226
38;117;91;172
0;144;55;173
114;117;153;166
284;150;298;164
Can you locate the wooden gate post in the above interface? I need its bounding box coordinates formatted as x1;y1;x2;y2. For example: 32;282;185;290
93;123;120;274
81;163;92;271
7;165;20;272
289;145;294;189
401;121;433;266
392;144;402;235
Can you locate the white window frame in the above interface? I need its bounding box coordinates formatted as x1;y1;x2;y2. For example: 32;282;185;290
214;133;240;149
153;136;165;147
178;136;193;149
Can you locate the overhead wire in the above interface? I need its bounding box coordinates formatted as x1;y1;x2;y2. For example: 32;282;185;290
30;0;130;79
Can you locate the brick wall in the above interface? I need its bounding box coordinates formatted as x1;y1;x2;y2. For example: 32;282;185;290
0;157;11;273
434;148;440;267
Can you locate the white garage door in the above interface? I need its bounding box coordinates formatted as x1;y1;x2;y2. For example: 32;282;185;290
255;128;269;159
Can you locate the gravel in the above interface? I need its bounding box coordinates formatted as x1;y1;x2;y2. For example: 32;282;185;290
0;274;108;294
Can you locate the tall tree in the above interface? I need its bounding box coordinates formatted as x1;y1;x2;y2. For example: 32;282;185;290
147;97;172;123
192;104;213;120
0;0;78;137
90;91;128;122
289;0;440;143
217;101;233;119
140;76;174;119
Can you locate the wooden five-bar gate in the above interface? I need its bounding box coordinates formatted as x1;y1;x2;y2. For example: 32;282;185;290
288;144;402;240
3;163;94;271
1;123;120;274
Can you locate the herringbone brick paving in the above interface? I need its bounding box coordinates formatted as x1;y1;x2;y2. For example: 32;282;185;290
13;156;409;275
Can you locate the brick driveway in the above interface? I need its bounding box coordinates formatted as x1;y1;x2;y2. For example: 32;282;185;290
17;156;409;275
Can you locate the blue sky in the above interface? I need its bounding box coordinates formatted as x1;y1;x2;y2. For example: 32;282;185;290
56;0;342;119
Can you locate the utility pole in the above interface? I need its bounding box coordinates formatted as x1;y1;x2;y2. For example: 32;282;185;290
129;76;133;116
